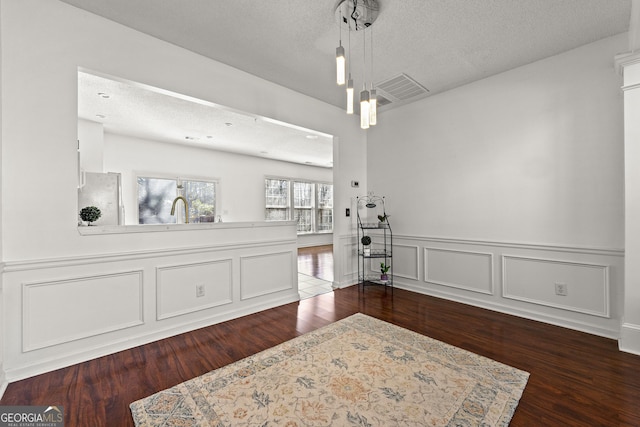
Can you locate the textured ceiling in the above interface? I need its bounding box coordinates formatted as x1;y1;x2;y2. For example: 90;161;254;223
61;0;631;110
65;0;631;166
78;72;334;167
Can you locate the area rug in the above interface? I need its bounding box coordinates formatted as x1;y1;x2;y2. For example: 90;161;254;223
130;313;529;426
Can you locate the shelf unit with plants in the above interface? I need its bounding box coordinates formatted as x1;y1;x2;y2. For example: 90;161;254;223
356;194;392;292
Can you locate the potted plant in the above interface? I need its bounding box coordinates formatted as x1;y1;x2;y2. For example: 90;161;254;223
380;262;390;282
79;206;102;226
361;235;371;256
377;213;389;228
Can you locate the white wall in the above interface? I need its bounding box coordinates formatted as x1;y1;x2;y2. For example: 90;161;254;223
0;0;365;384
103;132;333;224
366;34;626;338
78;119;104;173
0;0;365;262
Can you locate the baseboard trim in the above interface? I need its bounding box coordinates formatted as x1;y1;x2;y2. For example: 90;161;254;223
4;292;300;383
0;364;8;400
619;322;640;355
395;281;619;340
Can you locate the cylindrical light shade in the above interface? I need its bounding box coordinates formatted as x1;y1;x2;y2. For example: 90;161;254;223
346;77;354;114
360;89;370;129
369;88;377;126
336;45;346;85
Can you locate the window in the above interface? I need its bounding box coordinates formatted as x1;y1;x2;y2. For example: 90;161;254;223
265;178;290;221
137;176;216;224
265;178;333;233
316;183;333;232
294;181;313;233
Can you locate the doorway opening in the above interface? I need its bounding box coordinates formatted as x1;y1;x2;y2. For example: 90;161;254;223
297;244;334;299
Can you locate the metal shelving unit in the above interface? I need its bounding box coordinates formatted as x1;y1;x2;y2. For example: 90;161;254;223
356;194;392;292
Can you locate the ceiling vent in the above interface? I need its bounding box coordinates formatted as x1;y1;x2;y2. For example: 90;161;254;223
375;73;429;107
375;94;393;107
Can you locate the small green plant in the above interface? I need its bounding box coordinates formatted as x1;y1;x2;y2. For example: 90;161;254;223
380;262;390;274
79;206;102;225
377;213;388;223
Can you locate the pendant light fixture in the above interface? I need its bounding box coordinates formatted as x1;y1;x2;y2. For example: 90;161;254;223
336;19;345;85
346;76;354;114
334;0;379;127
369;24;377;126
359;27;370;129
360;85;370;129
346;21;354;114
336;44;346;85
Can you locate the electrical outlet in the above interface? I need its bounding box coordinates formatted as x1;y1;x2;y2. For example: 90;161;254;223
196;284;205;298
555;282;568;296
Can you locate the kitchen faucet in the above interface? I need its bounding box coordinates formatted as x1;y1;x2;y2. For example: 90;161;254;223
170;196;189;223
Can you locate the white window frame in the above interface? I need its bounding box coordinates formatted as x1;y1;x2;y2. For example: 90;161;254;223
265;176;333;234
136;172;219;224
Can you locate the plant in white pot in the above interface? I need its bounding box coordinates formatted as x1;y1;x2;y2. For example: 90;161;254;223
361;235;372;256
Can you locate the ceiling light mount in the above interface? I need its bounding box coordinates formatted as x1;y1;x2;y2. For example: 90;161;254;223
335;0;379;31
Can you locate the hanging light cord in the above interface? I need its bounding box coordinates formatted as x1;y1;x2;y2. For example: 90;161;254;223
351;0;358;29
370;21;374;86
363;19;366;84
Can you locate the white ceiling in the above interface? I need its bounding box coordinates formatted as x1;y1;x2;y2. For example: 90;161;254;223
78;71;334;167
68;0;632;166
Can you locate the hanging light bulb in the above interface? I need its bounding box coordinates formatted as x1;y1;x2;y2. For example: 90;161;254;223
346;75;354;114
360;85;370;129
369;86;377;126
336;43;346;85
359;18;369;129
336;16;345;85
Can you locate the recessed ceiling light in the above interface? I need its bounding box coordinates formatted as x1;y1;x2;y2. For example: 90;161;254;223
97;92;110;98
185;136;200;140
225;122;233;127
95;114;106;119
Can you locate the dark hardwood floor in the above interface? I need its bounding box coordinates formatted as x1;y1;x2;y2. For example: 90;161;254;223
2;286;639;426
298;244;334;282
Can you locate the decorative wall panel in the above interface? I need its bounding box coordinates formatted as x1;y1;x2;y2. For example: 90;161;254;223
157;259;233;320
502;255;609;317
424;248;494;294
240;251;294;300
392;244;419;281
23;270;143;351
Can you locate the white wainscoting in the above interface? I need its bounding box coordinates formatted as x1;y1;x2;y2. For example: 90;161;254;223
424;247;494;295
156;259;233;320
240;251;295;300
22;270;144;352
391;244;420;281
502;255;610;317
340;237;357;286
2;225;299;383
387;234;623;339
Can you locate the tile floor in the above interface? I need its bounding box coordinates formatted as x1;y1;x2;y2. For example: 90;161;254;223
298;273;334;299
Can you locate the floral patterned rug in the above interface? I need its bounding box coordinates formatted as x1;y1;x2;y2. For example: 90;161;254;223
130;313;529;426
